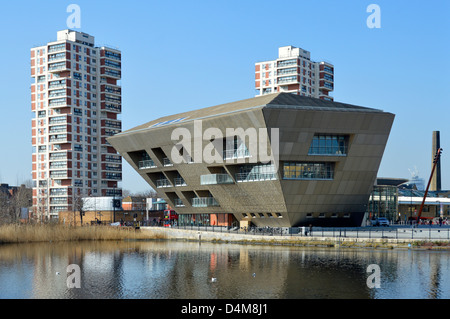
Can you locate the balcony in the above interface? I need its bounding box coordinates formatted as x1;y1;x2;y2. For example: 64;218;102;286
50;171;68;178
49;116;68;125
48;43;66;53
50;189;68;196
174;198;185;207
49;89;67;99
48;80;67;89
105;173;122;180
191;197;219;208
163;158;173;167
105;164;122;171
104;60;121;70
236;172;277;183
223;148;250;160
277;59;297;68
104;51;121;61
49;161;68;170
48;62;69;73
174;177;187;187
105;155;122;163
277;67;297;76
139;159;156;169
103;120;121;129
48;52;66;63
105;189;122;197
49;98;68;107
103;85;121;95
156;179;172;188
104;104;121;113
49;125;68;134
277;75;298;84
321;66;334;74
50;153;68;161
50;198;69;205
104;94;121;104
49;134;69;143
200;174;234;185
320;81;334;91
103;68;121;79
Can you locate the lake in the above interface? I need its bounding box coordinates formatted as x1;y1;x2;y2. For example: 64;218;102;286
0;240;449;299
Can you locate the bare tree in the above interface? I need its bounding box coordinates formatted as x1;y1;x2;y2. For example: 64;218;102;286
0;184;32;224
0;191;10;224
134;189;158;198
73;190;85;226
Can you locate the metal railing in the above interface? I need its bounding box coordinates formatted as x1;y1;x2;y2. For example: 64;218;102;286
236;172;277;182
200;174;234;185
164;224;450;241
174;198;185;207
174;177;187;187
139;159;156;169
156;179;172;188
223;149;250;160
163;158;173;167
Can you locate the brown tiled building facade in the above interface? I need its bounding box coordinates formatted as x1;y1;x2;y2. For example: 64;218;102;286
108;93;394;227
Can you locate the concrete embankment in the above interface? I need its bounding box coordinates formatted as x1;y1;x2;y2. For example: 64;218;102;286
140;227;450;249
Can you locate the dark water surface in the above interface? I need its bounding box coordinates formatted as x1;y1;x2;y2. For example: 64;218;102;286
0;240;449;299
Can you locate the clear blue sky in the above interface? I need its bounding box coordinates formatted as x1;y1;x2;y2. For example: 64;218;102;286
0;0;449;193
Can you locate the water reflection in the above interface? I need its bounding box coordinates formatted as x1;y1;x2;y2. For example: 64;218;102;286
0;241;449;299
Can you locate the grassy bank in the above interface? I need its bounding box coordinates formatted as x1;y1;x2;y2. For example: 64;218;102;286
0;224;167;244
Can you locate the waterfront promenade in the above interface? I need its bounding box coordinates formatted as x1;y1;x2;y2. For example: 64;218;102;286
141;225;450;248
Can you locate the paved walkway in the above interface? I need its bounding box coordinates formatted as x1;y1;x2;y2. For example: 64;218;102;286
142;225;450;245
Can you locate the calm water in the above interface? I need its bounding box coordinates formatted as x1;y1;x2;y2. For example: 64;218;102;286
0;240;449;299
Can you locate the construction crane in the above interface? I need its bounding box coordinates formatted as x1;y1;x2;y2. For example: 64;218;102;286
416;148;443;223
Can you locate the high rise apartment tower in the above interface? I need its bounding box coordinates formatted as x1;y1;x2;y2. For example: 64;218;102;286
31;30;122;220
255;46;334;100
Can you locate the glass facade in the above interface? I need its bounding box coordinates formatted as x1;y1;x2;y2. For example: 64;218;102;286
283;162;334;180
309;134;348;156
367;186;398;221
178;213;238;227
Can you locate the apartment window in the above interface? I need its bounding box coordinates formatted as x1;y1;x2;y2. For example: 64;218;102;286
283;162;334;180
308;134;349;156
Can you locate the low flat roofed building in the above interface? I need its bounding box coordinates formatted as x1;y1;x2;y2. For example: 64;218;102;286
108;93;395;227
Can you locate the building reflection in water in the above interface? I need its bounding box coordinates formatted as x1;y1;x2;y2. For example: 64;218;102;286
0;241;450;299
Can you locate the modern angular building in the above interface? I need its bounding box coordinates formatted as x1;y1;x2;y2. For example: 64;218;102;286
255;46;334;101
108;93;394;227
31;30;122;220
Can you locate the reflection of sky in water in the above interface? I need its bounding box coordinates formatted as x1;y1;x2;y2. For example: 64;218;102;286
0;242;449;299
0;259;34;299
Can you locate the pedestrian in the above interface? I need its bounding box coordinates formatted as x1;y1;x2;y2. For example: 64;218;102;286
309;224;313;236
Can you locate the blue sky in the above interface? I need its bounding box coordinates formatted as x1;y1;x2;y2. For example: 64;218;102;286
0;0;449;193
